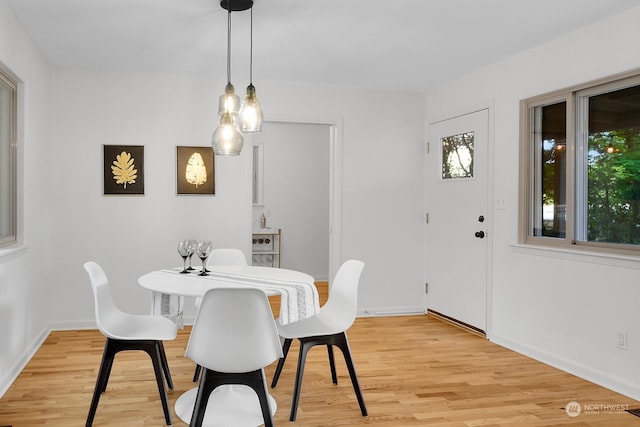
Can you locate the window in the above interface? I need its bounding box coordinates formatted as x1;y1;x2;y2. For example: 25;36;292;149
0;68;16;248
442;132;474;179
520;72;640;254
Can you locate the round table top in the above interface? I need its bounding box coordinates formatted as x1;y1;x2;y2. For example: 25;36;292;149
139;265;315;298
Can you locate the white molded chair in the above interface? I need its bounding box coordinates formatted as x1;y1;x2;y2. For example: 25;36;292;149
270;260;368;421
185;287;283;427
192;248;247;382
210;248;248;266
83;261;177;427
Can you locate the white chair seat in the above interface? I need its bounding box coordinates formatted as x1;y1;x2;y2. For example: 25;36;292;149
105;313;177;341
277;313;345;339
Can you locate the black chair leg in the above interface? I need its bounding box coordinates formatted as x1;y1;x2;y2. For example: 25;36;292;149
335;332;368;416
86;338;173;427
193;364;202;382
87;340;116;427
245;370;275;427
158;341;174;390
285;333;367;422
191;369;274;427
327;344;338;384
289;339;313;421
100;344;116;393
270;338;292;388
190;369;215;427
146;342;172;425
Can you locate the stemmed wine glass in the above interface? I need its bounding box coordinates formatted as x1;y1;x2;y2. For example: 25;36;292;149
186;239;197;271
196;240;213;276
177;240;190;274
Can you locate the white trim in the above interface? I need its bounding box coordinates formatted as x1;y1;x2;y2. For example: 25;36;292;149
0;243;26;261
511;243;640;269
484;103;496;339
49;320;97;331
358;307;426;317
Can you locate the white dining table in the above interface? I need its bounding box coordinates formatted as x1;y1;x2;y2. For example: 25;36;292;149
138;265;321;427
139;265;320;325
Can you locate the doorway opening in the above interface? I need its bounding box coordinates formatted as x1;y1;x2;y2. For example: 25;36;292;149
252;116;343;282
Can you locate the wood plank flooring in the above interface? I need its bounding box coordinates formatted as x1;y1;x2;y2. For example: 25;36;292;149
1;285;639;426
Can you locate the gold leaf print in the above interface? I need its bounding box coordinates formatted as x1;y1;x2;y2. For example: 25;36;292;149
185;152;207;188
111;151;137;189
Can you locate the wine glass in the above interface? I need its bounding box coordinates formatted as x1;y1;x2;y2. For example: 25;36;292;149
186;239;197;271
177;240;190;274
196;240;213;276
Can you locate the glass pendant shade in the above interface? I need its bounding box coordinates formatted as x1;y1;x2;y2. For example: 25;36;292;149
218;82;241;116
239;84;263;133
212;112;244;156
212;1;262;155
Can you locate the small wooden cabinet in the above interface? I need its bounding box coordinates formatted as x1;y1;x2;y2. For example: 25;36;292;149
252;228;281;267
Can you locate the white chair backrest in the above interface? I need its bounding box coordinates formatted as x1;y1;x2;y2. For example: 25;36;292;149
84;261;124;340
319;260;365;332
186;288;283;373
210;248;247;266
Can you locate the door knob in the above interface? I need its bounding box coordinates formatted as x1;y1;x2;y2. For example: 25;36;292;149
474;231;485;238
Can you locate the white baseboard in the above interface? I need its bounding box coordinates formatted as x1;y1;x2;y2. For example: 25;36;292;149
358;306;426;317
490;333;640;401
0;326;50;398
51;320;96;331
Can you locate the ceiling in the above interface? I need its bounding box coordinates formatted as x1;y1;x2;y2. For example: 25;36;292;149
5;0;640;92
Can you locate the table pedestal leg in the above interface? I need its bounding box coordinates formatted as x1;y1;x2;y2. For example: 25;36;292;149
175;384;277;427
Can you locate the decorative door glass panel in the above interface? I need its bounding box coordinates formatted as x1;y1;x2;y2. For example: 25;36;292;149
442;132;474;179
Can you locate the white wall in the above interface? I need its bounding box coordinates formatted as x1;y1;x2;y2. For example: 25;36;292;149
258;82;426;315
44;74;426;329
258;121;330;280
48;71;254;325
424;6;640;400
0;0;53;396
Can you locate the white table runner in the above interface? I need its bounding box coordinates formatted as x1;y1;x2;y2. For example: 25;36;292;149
151;267;320;327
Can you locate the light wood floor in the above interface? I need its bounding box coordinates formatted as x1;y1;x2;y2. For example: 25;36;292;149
1;288;639;426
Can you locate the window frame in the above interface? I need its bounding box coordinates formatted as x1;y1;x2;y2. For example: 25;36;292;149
519;69;640;256
0;66;17;249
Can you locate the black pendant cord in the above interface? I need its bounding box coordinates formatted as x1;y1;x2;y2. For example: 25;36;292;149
226;5;232;85
249;6;253;85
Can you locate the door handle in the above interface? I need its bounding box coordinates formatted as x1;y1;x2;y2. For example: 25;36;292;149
474;231;485;239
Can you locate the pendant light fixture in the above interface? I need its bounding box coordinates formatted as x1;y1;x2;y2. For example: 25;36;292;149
212;0;249;156
238;6;263;133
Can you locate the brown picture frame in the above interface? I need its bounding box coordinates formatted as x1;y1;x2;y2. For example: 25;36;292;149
103;145;144;195
176;146;215;195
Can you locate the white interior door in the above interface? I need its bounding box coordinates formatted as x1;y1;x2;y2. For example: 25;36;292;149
426;109;489;332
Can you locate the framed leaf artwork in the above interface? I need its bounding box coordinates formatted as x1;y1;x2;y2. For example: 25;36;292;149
103;145;144;195
176;146;215;195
